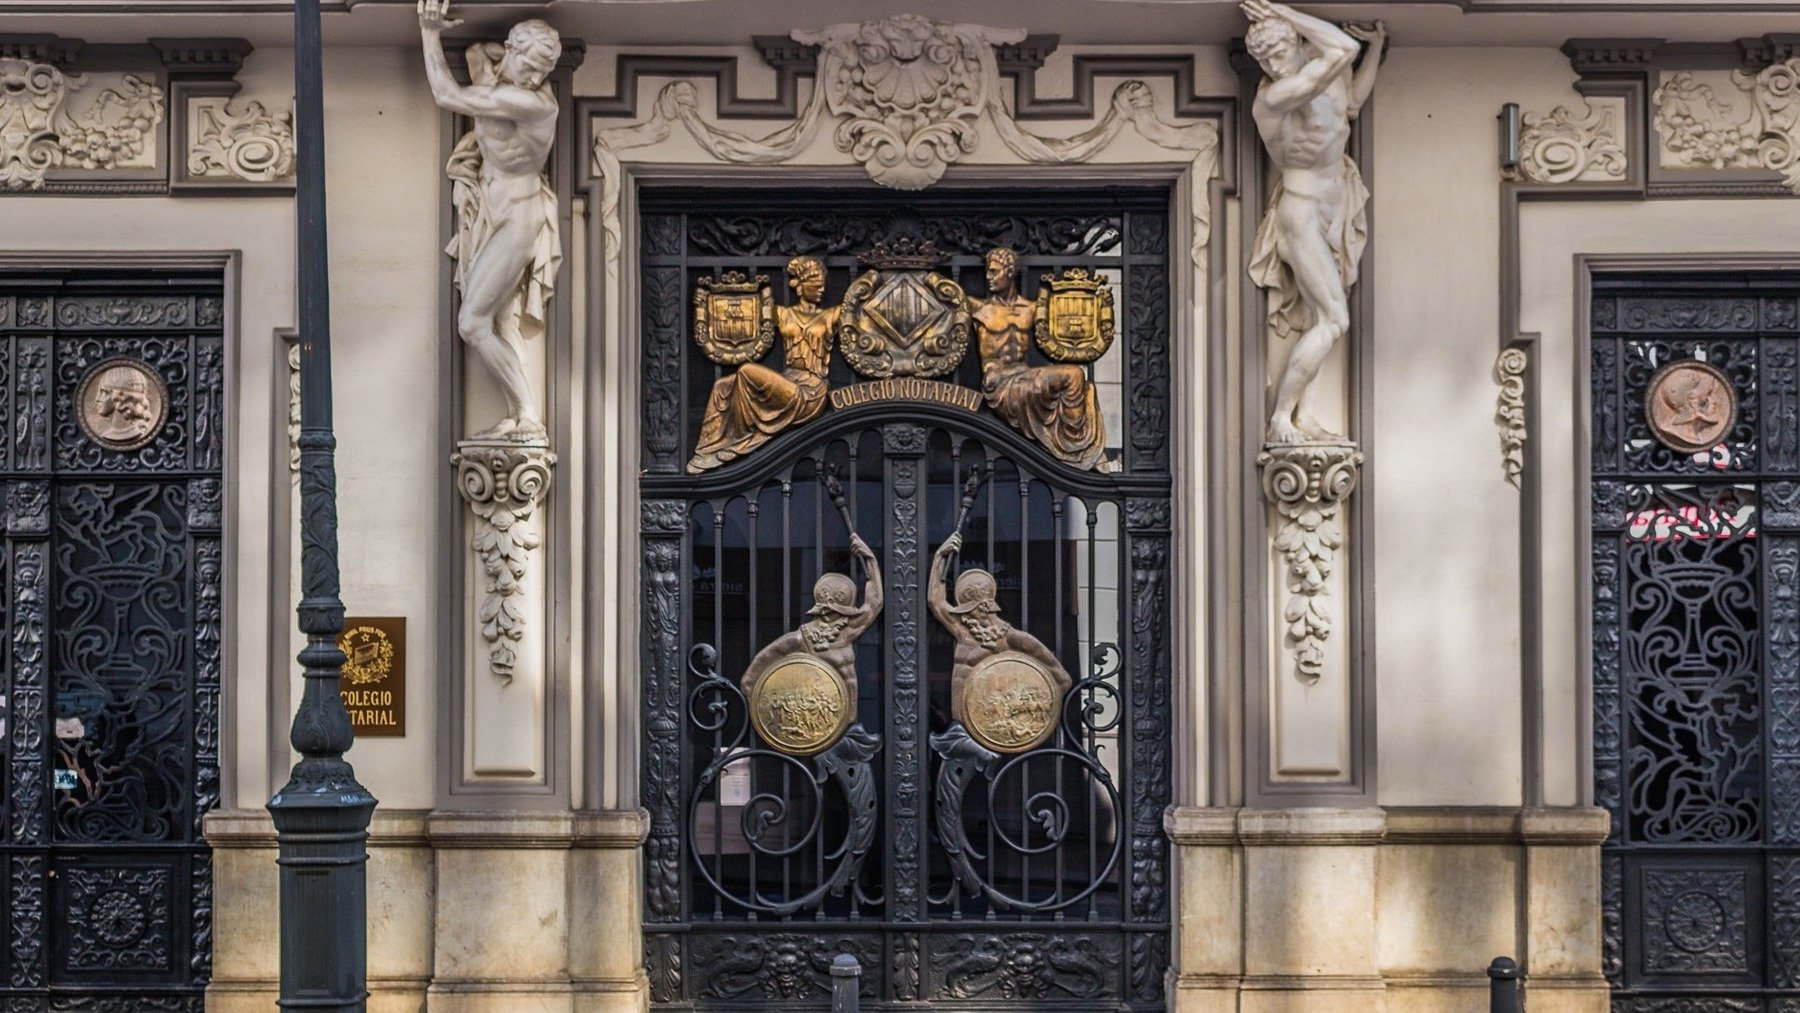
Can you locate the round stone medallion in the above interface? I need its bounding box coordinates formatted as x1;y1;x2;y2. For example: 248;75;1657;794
964;650;1063;754
1646;359;1736;455
76;357;167;452
748;655;851;756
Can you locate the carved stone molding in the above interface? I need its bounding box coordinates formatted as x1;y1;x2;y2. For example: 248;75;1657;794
0;58;164;190
187;96;294;183
589;19;1222;284
452;438;555;683
282;330;300;474
1258;441;1362;683
1655;59;1800;192
1495;346;1528;487
1509;100;1628;184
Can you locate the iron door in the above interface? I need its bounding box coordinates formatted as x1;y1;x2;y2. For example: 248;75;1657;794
0;271;223;1012
1592;273;1800;1008
638;188;1174;1010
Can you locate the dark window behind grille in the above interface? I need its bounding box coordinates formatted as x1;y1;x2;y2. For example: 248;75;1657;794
1591;273;1800;1007
638;188;1175;1010
0;270;223;1011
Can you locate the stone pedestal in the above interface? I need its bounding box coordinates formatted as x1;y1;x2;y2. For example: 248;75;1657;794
452;438;556;780
1258;440;1363;786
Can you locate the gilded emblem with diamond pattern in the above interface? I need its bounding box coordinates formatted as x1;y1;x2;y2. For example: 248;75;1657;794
837;239;970;379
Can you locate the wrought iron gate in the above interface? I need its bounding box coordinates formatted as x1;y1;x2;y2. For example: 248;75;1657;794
639;188;1173;1010
0;270;222;1011
1593;273;1800;1009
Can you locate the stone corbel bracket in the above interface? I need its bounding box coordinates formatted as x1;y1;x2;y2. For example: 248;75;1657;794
1258;441;1362;683
452;439;556;683
0;34;292;195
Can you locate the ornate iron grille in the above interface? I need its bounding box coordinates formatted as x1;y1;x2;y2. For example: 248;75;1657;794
639;188;1173;1010
1592;274;1800;1009
0;271;223;1012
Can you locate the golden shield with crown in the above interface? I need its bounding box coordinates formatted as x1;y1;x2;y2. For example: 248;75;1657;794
693;270;776;365
1034;267;1116;363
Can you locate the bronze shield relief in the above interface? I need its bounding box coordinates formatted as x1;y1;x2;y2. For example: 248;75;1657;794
1034;267;1116;363
693;271;776;365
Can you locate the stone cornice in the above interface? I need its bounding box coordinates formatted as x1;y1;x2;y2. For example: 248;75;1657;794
1164;805;1611;846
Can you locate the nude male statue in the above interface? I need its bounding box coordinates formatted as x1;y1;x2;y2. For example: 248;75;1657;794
740;535;883;704
1242;0;1383;444
420;0;562;440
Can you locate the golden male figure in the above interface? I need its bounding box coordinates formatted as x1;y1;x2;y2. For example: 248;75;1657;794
1243;0;1383;444
970;247;1110;471
928;532;1072;727
689;256;841;472
740;535;883;705
421;0;562;440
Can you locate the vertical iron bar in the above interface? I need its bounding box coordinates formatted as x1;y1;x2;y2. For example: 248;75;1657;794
268;0;377;1007
712;503;725;920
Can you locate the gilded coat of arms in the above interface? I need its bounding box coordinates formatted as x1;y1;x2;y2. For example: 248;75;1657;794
1034;267;1116;363
694;270;776;365
837;240;970;379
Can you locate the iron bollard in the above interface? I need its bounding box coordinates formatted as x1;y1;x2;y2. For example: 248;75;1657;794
1488;956;1523;1013
831;953;862;1013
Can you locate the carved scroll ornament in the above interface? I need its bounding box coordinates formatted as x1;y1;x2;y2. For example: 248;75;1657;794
1510;101;1627;185
188;97;295;183
0;58;164;190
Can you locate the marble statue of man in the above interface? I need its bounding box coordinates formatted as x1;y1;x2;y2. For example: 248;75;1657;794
420;0;562;440
1242;0;1383;444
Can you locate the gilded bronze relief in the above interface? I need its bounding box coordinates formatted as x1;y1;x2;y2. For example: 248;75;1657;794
688;256;841;473
741;478;882;756
1646;359;1736;455
838;239;971;379
684;241;1118;473
928;524;1072;755
1035;267;1116;363
693;271;775;365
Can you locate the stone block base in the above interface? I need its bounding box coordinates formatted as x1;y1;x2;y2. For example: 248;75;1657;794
1165;806;1612;1011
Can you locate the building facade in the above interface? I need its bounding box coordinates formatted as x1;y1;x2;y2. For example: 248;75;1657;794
2;0;1799;1009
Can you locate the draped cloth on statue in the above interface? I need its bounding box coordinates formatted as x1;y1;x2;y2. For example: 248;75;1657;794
981;328;1108;472
445;130;562;346
1248;153;1369;342
688;304;835;472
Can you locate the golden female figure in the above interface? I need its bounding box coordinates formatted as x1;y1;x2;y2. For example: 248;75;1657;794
688;256;842;473
970;247;1111;471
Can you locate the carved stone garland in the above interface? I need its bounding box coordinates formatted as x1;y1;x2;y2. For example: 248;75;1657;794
0;58;165;190
1495;346;1528;488
452;440;556;683
1656;58;1800;192
1258;442;1361;683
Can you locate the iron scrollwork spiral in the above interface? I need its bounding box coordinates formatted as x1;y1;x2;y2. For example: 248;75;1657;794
931;643;1124;912
686;644;881;915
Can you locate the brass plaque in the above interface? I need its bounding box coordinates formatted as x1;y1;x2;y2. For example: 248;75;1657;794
338;617;405;737
76;357;167;452
748;654;851;756
963;650;1062;754
1034;267;1116;363
1647;359;1736;455
694;271;776;365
